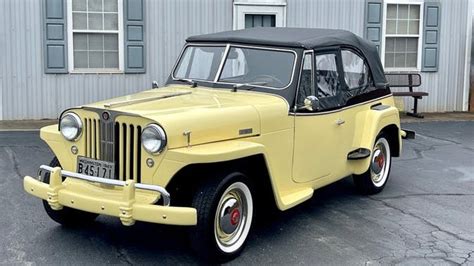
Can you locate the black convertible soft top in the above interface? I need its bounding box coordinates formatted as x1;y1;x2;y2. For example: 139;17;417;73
187;27;387;86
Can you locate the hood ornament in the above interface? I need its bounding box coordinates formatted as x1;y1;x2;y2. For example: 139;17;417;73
102;111;110;121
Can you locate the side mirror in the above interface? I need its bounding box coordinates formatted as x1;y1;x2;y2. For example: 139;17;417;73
303;95;320;111
152;80;159;89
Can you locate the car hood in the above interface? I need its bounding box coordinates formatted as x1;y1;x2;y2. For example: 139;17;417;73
84;85;287;148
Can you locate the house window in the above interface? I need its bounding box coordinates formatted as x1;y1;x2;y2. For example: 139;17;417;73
383;3;422;70
233;0;286;30
68;0;123;72
245;14;276;28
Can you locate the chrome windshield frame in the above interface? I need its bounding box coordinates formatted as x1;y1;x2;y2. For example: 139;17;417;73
171;43;299;91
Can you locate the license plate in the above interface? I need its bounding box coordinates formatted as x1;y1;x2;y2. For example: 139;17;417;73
77;157;115;179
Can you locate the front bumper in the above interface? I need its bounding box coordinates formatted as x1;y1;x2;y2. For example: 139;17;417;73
23;165;197;226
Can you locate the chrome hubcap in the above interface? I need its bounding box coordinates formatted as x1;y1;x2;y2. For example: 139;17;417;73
214;182;253;253
370;138;390;187
218;197;242;234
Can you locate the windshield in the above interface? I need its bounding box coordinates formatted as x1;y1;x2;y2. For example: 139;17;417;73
174;46;226;81
173;45;296;89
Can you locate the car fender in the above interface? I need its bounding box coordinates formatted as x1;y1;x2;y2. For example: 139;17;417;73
349;106;401;175
40;124;76;170
161;140;298;210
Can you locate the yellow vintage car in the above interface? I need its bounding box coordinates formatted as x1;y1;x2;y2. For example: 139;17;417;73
24;28;411;261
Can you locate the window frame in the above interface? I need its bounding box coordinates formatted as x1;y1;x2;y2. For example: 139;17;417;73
66;0;125;73
295;50;315;107
381;0;424;72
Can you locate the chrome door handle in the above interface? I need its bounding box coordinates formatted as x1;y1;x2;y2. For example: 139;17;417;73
335;119;345;126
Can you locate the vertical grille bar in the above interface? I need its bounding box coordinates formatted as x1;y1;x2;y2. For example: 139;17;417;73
114;122;120;179
95;119;100;160
85;119;89;157
119;124;125;181
91;119;96;159
137;126;142;184
125;124;131;180
132;125;138;182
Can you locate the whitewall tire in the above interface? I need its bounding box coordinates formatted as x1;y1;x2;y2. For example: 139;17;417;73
353;135;392;195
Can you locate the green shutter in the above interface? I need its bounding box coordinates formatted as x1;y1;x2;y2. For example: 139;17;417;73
124;0;146;73
364;0;383;55
43;0;68;74
422;2;441;72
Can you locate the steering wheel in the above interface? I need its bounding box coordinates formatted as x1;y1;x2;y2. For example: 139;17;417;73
251;74;285;87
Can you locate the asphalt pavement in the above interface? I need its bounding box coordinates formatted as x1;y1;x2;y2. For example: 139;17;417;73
0;121;473;265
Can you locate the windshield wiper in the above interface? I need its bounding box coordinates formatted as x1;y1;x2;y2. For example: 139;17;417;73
176;78;197;88
232;82;268;92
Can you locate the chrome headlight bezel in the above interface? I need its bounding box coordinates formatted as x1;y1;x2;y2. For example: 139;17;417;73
141;124;167;154
59;112;83;141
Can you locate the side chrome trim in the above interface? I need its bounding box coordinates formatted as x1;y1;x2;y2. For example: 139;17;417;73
39;165;171;206
289;94;393;116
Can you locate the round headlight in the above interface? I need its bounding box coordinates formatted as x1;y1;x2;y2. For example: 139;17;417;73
60;113;82;141
141;124;167;154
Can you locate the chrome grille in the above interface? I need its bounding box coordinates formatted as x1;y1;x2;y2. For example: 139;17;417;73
82;114;142;182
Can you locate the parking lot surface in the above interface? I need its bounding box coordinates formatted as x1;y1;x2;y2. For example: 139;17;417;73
0;121;473;265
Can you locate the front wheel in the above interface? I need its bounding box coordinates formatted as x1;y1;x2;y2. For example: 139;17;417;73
353;135;392;195
189;172;254;262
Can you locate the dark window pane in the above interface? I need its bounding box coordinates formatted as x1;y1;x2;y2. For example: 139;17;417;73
245;14;276;28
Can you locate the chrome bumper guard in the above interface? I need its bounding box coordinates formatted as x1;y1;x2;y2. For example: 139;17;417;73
38;165;171;206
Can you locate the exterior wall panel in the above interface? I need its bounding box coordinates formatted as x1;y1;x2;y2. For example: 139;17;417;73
0;0;470;119
0;0;233;120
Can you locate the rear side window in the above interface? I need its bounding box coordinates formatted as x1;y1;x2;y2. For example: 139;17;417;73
315;53;340;98
341;50;370;90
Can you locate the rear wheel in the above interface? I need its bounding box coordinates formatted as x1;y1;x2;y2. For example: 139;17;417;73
353;135;392;195
42;157;98;226
189;172;254;262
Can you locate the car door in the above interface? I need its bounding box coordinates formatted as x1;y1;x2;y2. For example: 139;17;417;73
292;49;348;183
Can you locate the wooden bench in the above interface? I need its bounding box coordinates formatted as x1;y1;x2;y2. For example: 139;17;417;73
385;73;428;118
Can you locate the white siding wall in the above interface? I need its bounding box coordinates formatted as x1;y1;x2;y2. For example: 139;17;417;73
0;0;470;119
0;0;233;120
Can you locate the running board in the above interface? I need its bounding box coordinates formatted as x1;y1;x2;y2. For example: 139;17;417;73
347;148;371;160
